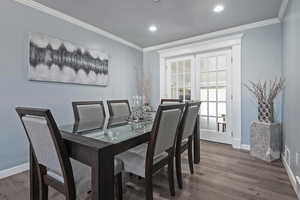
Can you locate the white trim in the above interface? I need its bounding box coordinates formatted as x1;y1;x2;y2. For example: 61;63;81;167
278;0;289;21
158;34;243;58
0;163;29;179
14;0;142;51
240;144;250;151
282;154;299;199
143;18;280;52
232;138;242;149
159;36;242;148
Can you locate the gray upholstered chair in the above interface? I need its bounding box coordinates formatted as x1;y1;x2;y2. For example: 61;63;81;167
16;107;123;200
72;101;106;129
118;103;185;200
107;100;131;127
160;99;183;104
175;101;201;189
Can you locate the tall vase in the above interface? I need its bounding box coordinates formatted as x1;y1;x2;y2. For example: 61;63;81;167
258;101;274;123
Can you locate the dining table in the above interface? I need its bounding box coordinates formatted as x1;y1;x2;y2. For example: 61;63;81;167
29;112;200;200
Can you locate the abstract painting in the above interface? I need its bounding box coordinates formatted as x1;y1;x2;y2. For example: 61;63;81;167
29;33;109;86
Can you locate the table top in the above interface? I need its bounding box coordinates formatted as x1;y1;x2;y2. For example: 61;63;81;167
59;112;155;146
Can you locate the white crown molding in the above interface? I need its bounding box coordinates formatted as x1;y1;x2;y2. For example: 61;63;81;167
0;163;29;180
278;0;289;22
143;18;280;52
14;0;142;51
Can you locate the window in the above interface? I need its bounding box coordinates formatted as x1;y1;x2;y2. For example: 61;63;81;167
165;57;193;101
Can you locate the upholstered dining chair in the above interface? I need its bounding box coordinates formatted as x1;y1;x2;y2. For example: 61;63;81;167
175;101;201;189
160;99;183;104
16;107;123;200
107;100;131;127
118;103;185;200
72;101;106;129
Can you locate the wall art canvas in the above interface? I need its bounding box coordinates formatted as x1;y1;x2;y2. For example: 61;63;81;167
29;33;109;86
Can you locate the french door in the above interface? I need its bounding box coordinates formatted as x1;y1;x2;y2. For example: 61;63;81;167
164;50;233;144
196;50;232;144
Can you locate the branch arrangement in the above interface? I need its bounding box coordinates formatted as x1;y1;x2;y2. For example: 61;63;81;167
244;77;285;103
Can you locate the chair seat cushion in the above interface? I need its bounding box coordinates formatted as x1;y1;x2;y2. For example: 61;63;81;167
118;143;168;177
47;158;123;198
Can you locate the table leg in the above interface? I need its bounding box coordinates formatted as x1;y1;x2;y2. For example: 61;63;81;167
30;146;39;200
92;150;115;200
193;115;200;164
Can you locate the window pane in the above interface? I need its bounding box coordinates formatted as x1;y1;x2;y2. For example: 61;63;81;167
178;61;184;74
208;117;217;130
218;103;226;117
185;60;191;73
200;117;208;129
185;88;191;100
178;88;184;100
200;72;208;84
217;71;227;84
209;102;216;116
185;73;191;87
208;57;217;71
217;55;226;68
218;87;226;101
171;74;176;88
200;59;208;72
208;88;216;101
171;88;176;98
178;74;184;87
208;72;217;84
200;88;208;101
171;63;176;74
200;102;208;116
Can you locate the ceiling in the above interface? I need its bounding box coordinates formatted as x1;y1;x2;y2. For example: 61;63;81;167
33;0;283;48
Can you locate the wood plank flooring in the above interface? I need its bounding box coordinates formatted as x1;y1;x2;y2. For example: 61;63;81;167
0;141;297;200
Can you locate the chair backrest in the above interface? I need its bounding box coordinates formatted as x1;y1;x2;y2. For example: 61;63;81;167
15;107;75;189
72;101;106;126
160;99;183;104
107;100;131;117
149;104;185;157
180;101;201;140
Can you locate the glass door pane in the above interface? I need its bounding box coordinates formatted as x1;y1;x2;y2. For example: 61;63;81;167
165;57;193;101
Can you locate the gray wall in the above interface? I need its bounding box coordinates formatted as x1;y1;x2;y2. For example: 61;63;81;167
282;0;300;193
143;23;283;145
0;0;142;170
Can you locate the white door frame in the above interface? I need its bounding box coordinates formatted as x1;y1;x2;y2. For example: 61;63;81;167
159;34;243;149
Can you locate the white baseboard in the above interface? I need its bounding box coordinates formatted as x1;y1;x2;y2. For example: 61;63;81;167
0;163;29;180
282;154;299;199
240;144;250;151
232;138;241;149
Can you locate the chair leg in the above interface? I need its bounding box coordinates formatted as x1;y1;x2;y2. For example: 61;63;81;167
145;174;153;200
168;156;175;196
41;183;48;200
188;137;194;174
175;148;183;189
116;173;123;200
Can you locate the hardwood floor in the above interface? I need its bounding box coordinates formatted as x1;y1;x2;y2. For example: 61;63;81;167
0;141;297;200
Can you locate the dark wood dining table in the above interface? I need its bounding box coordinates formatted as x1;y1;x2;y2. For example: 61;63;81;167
29;113;200;200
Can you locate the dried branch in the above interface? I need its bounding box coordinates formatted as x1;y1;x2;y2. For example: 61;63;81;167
244;77;285;104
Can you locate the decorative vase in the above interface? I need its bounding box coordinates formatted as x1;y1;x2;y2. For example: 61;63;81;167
258;101;274;123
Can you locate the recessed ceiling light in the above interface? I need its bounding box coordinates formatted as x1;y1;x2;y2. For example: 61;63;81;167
214;4;224;13
149;25;157;32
